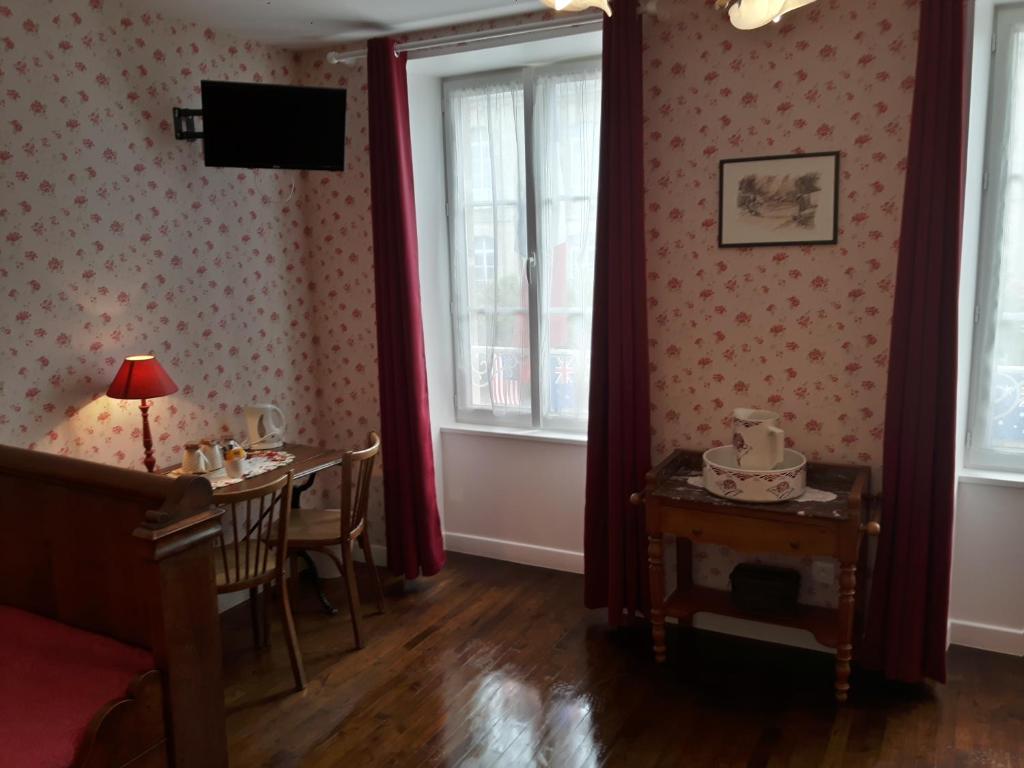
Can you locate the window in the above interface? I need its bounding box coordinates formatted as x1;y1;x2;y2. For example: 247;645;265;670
472;235;496;285
444;61;601;431
967;4;1024;470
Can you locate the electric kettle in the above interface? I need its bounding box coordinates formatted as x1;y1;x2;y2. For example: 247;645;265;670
244;404;286;449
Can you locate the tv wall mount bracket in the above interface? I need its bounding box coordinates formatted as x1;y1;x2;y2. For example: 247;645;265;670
173;107;203;141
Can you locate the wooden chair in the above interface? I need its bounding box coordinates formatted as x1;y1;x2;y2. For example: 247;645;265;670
214;472;305;691
287;432;384;649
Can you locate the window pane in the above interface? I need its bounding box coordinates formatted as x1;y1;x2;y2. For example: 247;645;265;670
446;79;531;421
535;65;601;428
977;23;1024;455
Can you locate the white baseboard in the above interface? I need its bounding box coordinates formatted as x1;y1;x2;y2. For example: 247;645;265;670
949;619;1024;656
443;531;584;574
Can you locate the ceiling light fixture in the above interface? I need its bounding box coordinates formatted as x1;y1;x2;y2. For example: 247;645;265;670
715;0;817;30
540;0;613;17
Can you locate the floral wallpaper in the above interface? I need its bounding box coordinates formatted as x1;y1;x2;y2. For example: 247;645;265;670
0;0;322;468
646;0;917;469
1;0;919;602
643;0;918;604
294;54;379;451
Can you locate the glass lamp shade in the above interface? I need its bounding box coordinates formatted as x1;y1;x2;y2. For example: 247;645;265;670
778;0;817;16
726;0;817;29
727;0;787;29
106;355;179;400
540;0;612;16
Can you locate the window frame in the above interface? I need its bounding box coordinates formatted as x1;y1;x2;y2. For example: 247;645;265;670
966;2;1024;471
441;58;601;434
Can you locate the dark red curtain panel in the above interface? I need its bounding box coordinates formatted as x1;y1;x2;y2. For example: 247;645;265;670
367;37;445;579
583;0;652;626
862;0;968;684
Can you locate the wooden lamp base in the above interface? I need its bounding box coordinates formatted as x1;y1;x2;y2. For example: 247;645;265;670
139;398;156;473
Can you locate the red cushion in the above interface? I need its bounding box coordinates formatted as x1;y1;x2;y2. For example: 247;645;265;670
0;606;156;768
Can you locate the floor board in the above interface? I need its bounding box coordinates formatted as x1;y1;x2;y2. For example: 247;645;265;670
221;553;1024;767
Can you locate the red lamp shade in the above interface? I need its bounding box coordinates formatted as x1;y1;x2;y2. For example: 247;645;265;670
106;355;178;400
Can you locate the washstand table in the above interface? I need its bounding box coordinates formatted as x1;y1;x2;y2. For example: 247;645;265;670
636;450;879;703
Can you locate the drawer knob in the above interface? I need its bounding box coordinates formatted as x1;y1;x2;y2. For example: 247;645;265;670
691;528;703;537
789;541;801;550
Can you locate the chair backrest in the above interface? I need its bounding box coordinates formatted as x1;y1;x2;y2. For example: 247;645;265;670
340;432;381;541
214;471;293;590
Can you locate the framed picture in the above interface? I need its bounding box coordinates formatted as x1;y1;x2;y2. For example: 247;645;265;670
718;151;839;248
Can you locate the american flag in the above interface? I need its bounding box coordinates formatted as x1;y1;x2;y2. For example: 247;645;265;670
491;351;521;407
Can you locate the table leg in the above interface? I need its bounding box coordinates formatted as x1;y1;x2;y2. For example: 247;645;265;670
835;562;856;703
289;471;340;616
649;531;667;663
290;474;318;508
296;549;339;616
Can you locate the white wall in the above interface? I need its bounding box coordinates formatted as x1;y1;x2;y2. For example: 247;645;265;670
950;481;1024;655
408;69;455;535
441;429;587;572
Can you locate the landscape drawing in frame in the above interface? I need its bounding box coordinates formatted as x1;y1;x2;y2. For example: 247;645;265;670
718;151;839;248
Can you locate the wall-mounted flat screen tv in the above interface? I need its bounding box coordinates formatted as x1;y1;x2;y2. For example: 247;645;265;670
200;81;346;171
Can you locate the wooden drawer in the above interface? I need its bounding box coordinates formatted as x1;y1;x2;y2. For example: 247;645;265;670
658;505;839;558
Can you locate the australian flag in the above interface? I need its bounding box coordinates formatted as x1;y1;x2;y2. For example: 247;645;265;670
549;353;576;413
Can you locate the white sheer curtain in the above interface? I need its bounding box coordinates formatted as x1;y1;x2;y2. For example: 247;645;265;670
970;17;1024;468
443;62;600;430
445;76;531;424
535;63;601;427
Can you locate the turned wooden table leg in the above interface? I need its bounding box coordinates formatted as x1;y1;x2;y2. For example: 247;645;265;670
835;562;856;703
649;531;667;663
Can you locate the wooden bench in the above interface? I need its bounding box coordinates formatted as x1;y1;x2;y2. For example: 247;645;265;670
0;444;228;767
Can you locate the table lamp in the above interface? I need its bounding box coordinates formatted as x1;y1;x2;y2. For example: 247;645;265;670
106;355;178;473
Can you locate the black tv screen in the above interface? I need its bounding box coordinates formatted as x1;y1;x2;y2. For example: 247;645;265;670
200;81;346;171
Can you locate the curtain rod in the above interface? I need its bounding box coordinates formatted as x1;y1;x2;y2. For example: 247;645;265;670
325;13;606;65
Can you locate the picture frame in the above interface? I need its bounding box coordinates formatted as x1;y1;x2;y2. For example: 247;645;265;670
718;151;840;248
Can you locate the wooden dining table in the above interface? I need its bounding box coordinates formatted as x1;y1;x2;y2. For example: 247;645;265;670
164;443;346;614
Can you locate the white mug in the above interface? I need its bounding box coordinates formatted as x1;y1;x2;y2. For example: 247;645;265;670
732;408;785;470
182;443;211;474
200;440;224;472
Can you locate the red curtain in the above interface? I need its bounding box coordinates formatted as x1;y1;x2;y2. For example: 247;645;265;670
367;37;446;579
862;0;968;684
583;0;652;626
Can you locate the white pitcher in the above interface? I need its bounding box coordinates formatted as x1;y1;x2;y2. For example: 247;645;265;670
732;408;785;470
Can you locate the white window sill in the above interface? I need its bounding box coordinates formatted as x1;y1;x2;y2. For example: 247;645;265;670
439;424;587;447
958;468;1024;489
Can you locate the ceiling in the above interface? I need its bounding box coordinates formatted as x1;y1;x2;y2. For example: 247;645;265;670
134;0;543;49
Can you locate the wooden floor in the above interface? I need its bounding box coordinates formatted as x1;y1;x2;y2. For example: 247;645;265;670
222;553;1024;767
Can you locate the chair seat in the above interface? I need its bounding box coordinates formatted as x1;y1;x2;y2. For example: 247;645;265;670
286;507;348;547
214;539;275;590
